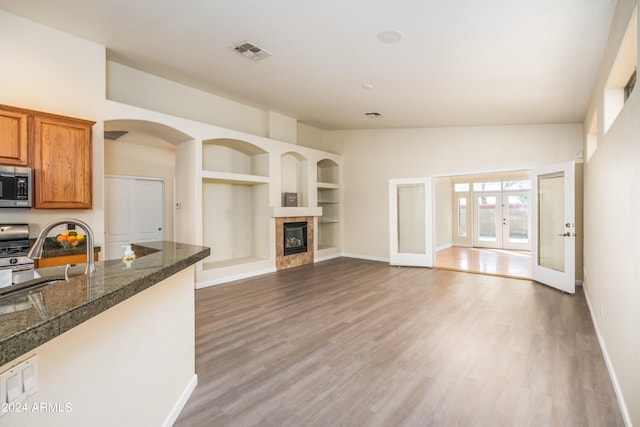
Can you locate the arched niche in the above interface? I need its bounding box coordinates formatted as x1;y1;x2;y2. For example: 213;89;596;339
202;138;269;177
281;151;309;207
105;119;193;145
317;158;339;185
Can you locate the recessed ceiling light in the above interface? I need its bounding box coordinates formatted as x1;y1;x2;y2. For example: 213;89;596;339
377;30;404;44
362;83;374;90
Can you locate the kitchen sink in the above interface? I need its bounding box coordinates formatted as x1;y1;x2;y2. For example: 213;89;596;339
0;276;66;299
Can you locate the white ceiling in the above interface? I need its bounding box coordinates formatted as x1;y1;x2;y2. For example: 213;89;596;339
0;0;617;130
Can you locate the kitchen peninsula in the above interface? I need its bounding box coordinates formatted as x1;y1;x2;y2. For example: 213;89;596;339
0;241;209;427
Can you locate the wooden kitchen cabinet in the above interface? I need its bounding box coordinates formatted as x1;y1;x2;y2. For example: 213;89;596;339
31;113;95;209
35;252;99;268
0;105;29;166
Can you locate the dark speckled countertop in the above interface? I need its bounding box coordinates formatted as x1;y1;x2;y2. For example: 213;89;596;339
0;241;210;366
31;238;101;258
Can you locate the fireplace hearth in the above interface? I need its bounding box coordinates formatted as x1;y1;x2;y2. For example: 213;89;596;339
275;216;314;270
283;221;308;256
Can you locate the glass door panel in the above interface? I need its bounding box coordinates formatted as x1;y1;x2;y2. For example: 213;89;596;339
397;184;426;254
503;192;530;250
457;197;467;237
389;178;433;267
474;193;502;248
538;174;565;271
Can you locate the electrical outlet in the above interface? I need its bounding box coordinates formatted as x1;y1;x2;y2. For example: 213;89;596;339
0;355;38;413
599;302;604;316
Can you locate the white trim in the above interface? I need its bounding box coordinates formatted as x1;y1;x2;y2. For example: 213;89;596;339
342;253;389;263
162;374;197;427
582;285;632;427
436;243;453;252
314;252;343;263
196;267;277;288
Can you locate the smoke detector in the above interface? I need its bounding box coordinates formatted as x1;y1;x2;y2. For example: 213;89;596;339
233;41;271;61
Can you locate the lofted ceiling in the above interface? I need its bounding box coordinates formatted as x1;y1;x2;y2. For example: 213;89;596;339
0;0;617;130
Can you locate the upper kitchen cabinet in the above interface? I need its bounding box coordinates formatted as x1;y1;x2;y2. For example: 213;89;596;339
31;113;95;209
0;105;29;166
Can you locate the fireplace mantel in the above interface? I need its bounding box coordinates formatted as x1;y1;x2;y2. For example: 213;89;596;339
270;207;322;218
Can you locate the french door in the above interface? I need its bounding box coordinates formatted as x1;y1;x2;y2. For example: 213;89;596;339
473;191;530;251
531;161;575;293
389;178;433;267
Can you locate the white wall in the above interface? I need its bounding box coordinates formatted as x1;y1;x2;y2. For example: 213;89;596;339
582;0;639;425
0;266;196;427
108;61;275;138
434;177;453;250
324;124;582;260
0;10;106;244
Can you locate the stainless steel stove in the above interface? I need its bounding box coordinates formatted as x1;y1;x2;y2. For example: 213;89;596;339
0;224;35;286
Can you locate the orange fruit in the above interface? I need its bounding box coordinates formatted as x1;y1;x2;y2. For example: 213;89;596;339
56;234;68;242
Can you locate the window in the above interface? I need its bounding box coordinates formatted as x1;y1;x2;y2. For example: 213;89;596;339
473;181;501;192
454;183;469;192
503;180;531;190
604;7;637;133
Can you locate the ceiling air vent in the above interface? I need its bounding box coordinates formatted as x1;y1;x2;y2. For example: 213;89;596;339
104;130;129;140
364;112;383;117
233;41;271;61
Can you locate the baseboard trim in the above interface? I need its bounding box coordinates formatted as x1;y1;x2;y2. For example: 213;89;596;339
196;267;277;288
341;253;389;263
436;243;453;252
163;374;197;427
582;285;632;427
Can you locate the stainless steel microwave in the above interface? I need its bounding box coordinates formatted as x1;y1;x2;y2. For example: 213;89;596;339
0;166;32;208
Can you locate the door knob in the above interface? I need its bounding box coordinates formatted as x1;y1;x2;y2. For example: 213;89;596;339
558;232;571;237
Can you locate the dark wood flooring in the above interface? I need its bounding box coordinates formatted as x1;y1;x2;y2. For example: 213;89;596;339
173;257;624;427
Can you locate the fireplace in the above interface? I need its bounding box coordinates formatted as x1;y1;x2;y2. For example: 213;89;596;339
283;221;308;256
275;216;313;270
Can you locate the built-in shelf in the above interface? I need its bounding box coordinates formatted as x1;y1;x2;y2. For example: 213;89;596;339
203;256;269;270
316;159;340;253
201;138;271;282
202;171;270;185
317;182;339;189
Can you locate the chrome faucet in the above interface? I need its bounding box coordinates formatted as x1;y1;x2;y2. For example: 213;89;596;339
28;218;96;276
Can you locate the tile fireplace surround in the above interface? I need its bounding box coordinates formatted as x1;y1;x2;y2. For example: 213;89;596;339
276;216;314;270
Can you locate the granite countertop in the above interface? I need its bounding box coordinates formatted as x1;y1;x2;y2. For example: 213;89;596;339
0;241;210;366
31;238;101;258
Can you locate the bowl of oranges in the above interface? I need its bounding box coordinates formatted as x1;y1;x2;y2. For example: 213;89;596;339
52;230;86;248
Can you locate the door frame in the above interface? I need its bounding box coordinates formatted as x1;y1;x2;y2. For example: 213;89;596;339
531;161;576;293
389;177;434;267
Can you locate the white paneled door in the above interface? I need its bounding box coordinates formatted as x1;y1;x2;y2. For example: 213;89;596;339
105;176;164;260
531;161;575;293
389;178;433;267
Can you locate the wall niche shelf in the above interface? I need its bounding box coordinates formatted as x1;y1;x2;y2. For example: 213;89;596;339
193;134;341;287
200;138;271;285
316;159;341;255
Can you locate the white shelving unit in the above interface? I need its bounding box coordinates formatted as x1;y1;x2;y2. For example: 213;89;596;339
316;159;341;257
195;136;341;286
200;139;272;284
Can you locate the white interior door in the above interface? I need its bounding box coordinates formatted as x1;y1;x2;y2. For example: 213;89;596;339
532;161;575;293
389;178;433;267
105;176;164;260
